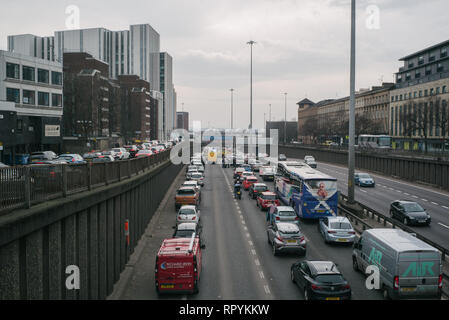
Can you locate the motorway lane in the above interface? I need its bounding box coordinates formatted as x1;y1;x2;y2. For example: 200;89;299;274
314;161;449;249
222;166;383;300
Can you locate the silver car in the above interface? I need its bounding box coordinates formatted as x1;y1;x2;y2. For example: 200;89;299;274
186;168;198;180
176;205;201;226
189;172;204;186
267;222;307;256
318;216;356;244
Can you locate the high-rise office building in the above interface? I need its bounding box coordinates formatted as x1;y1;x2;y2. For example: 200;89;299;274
160;52;176;139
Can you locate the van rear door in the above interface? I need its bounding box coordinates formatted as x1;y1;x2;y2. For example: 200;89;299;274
398;251;441;298
157;256;195;292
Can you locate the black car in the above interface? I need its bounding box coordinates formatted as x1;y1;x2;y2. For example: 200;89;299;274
279;154;287;161
290;261;351;300
248;183;269;199
390;200;431;226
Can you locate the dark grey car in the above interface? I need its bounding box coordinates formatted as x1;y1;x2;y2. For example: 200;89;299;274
390;200;431;226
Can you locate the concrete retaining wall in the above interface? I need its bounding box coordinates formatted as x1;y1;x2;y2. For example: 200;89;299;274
0;160;183;300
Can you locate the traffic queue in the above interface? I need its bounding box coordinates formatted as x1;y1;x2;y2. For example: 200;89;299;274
155;153;206;295
230;153;443;300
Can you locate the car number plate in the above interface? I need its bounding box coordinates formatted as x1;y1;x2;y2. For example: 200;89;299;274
338;238;348;242
326;297;340;300
401;287;416;292
161;284;175;289
316;210;325;213
287;240;297;244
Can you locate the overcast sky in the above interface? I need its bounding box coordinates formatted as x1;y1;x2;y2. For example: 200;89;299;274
1;0;448;129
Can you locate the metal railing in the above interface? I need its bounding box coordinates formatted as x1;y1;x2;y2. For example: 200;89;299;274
0;150;172;215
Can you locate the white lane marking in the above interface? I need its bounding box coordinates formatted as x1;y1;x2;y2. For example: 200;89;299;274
443;206;449;210
318;161;449;199
438;223;449;230
255;259;260;266
422;199;428;202
389;188;394;191
396;190;402;193
412;195;418;199
259;271;265;279
251;249;256;255
383;185;388;188
264;285;271;295
244;226;248;231
431;202;439;206
404;193;410;196
360;190;367;193
249;241;254;246
246;233;250;238
242;220;246;225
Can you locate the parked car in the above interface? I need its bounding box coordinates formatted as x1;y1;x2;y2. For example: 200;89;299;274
257;192;280;211
92;155;115;163
248;183;269;199
353;228;442;300
29;151;57;163
267;222;306;256
267;206;299;225
56;154;86;164
389;200;431;226
278;154;287;161
291;260;352;300
304;156;317;168
136;150;153;158
355;173;375;187
176;205;201;226
155;236;203;294
124;145;139;158
112;148;130;160
318;216;356;244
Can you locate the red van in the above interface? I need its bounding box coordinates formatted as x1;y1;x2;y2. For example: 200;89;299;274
155;235;202;294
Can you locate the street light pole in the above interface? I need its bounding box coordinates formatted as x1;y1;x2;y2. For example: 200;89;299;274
348;0;356;204
283;93;288;145
247;40;256;130
230;88;234;129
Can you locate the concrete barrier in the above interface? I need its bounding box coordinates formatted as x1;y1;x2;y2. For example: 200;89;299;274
0;159;183;300
279;144;449;190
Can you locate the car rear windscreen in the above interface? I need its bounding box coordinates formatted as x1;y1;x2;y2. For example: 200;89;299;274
315;274;345;283
399;251;440;278
330;222;352;230
263;194;276;200
278;210;295;216
177;190;195;195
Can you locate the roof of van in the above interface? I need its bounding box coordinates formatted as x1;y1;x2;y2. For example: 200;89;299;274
158;238;199;256
365;229;438;252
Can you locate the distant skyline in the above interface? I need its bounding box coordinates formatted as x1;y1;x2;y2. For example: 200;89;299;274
1;0;448;129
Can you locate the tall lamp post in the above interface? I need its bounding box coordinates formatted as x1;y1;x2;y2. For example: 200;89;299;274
283;93;288;145
348;0;356;204
247;40;256;130
230;88;234;129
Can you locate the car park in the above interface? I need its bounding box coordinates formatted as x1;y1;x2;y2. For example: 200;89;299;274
176;205;201;225
355;173;375;187
304;156;317;168
353;228;442;300
175;187;199;210
390;200;431;226
318;216;356;244
291;261;351;300
155;235;202;294
267;222;306;256
248;183;268;199
267;206;299;225
257;192;280;211
242;176;258;190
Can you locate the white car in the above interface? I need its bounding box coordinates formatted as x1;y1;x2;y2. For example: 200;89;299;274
176;205;201;226
189;172;204;186
112;148;130;160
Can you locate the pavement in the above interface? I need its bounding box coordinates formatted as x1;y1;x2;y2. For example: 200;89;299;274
109;164;384;300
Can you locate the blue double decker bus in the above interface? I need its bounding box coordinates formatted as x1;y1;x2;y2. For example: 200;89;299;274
275;161;338;219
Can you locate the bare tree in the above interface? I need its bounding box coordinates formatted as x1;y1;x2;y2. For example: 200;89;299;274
435;98;449;152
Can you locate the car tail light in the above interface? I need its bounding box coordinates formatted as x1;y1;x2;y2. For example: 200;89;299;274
192;216;196;220
394;276;399;290
438;275;443;288
349;231;356;235
71;158;75;162
275;216;280;221
343;284;351;290
299;236;305;242
178;216;182;220
328;230;337;234
295;217;299;221
311;284;321;290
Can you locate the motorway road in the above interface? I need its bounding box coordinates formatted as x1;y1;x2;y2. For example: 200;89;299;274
311;161;449;250
117;164;382;300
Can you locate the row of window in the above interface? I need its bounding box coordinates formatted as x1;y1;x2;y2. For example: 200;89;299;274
398;63;445;82
392;85;448;102
406;47;448;69
6;88;62;107
391;99;448;137
6;62;62;85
